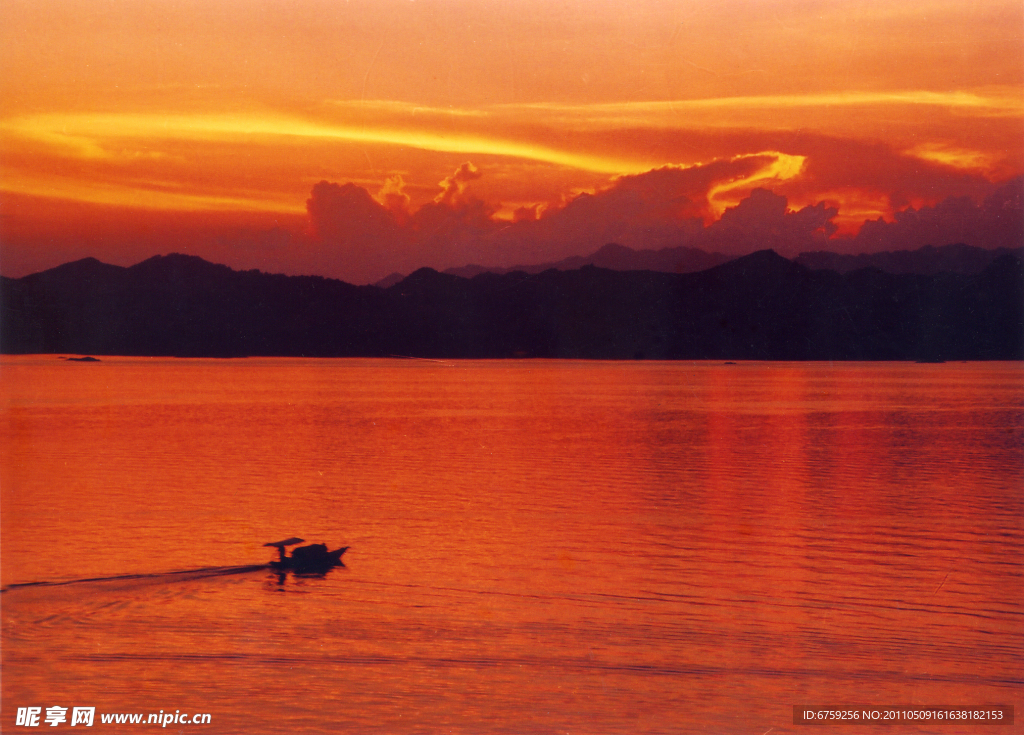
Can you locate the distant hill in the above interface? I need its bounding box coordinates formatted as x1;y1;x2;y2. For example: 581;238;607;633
3;251;1020;360
795;244;1024;275
374;272;407;289
439;242;734;280
368;242;1021;287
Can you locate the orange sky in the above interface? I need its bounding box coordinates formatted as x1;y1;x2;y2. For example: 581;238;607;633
1;0;1022;282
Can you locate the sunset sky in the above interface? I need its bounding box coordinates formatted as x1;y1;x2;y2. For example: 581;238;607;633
2;0;1022;283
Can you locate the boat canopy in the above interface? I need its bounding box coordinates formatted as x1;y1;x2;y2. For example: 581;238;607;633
264;537;305;548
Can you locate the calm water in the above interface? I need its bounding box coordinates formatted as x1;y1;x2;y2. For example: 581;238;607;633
2;358;1022;734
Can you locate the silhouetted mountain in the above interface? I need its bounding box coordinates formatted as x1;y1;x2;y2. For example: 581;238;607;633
374;272;406;289
438;241;1022;283
443;243;734;279
2;251;1021;360
2;254;395;357
796;243;1024;275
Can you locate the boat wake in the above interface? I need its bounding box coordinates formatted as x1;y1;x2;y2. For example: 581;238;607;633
1;564;270;593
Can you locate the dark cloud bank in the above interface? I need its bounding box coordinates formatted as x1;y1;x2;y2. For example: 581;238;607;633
304;162;1023;285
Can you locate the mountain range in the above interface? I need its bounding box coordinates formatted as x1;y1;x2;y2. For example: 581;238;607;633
2;247;1020;360
412;242;1023;285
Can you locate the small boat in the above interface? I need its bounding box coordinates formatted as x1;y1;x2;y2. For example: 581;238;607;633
264;537;348;573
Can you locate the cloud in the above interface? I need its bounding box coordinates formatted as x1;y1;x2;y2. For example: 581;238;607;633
307;180;401;245
496;167;840;263
702;188;838;256
188;161;1024;283
305;180;409;283
503;90;1024;125
474;154;800;265
408;164;501;267
512;204;542;223
377;175;411;218
2;111;653;178
4;158;1018;285
4;101;1016;229
727;132;1011;231
306;163;502;282
434;162;483;206
843;175;1023;254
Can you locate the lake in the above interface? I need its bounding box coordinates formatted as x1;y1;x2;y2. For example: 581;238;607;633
2;358;1021;733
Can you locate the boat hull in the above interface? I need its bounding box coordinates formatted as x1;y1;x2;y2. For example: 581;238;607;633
269;545;348;573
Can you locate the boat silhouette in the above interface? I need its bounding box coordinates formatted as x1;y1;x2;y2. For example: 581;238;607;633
264;537;348;574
